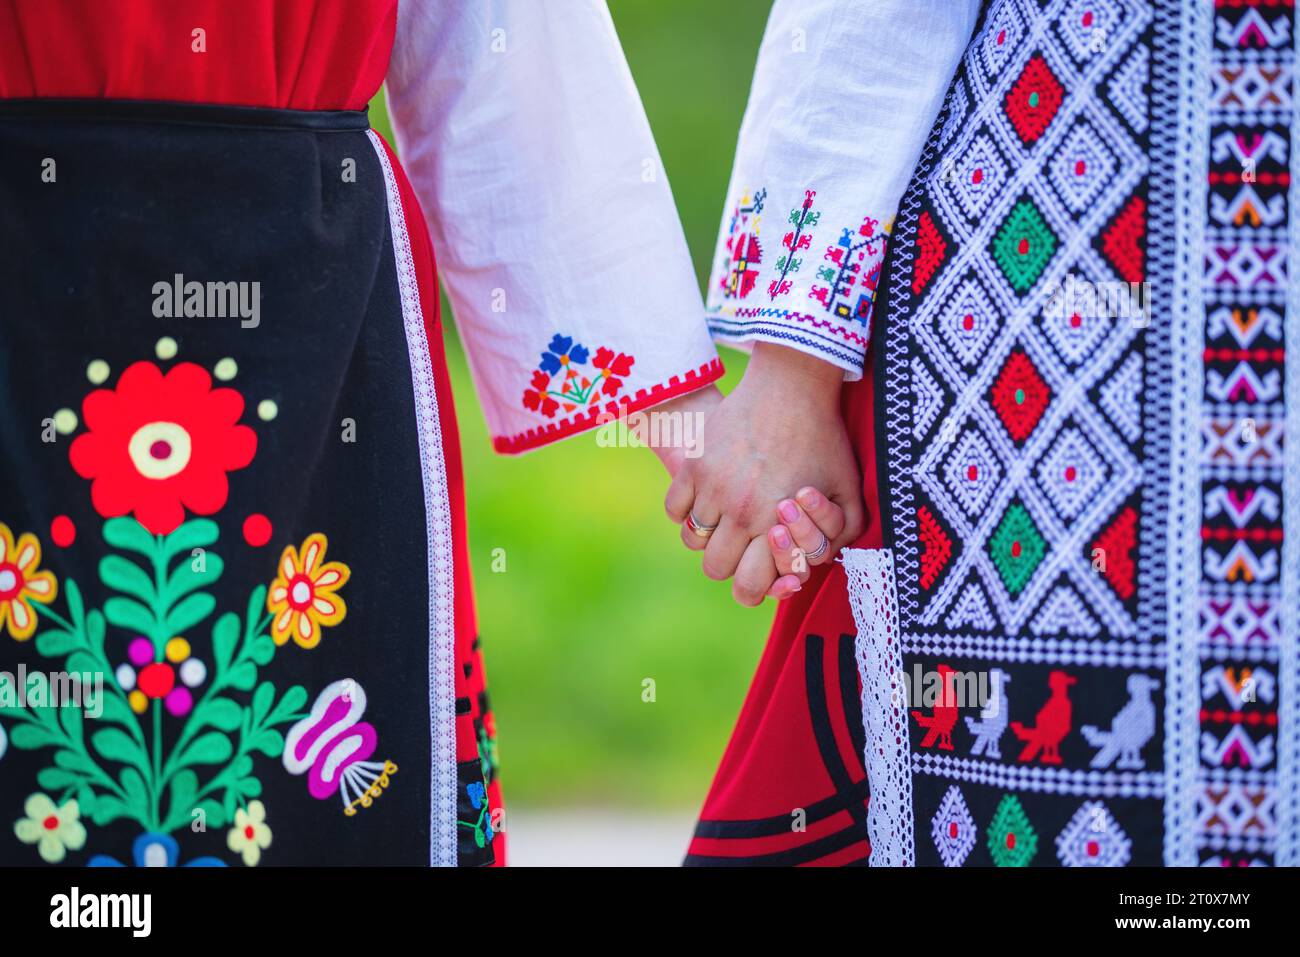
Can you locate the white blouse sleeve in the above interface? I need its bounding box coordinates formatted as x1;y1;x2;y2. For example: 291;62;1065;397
386;0;722;454
705;0;979;379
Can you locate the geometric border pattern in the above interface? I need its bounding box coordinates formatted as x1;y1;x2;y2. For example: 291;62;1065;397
874;0;1187;866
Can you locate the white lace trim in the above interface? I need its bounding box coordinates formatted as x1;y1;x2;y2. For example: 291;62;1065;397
843;546;914;867
368;131;459;867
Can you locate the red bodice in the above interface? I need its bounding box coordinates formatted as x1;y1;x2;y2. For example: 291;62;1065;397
0;0;396;109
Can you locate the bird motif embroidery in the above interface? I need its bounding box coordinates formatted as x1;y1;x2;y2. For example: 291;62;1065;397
911;663;960;751
965;668;1011;759
1010;670;1077;764
1081;674;1160;769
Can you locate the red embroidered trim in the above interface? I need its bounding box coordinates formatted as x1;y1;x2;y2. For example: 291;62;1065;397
493;358;725;455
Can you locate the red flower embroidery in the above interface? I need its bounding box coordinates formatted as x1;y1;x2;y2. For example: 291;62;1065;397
522;369;560;418
69;361;257;535
521;334;636;419
592;347;634;397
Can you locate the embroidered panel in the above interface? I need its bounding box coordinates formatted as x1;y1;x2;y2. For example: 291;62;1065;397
1193;0;1296;866
869;0;1271;865
706;186;887;374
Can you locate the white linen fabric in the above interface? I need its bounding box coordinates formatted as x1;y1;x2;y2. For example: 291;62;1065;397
386;0;723;453
704;0;980;379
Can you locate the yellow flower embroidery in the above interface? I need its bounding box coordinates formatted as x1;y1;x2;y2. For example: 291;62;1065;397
0;523;58;641
14;793;85;863
227;800;272;866
266;533;349;649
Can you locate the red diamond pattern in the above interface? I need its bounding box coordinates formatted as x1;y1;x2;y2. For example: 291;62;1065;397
991;349;1051;442
1004;54;1065;145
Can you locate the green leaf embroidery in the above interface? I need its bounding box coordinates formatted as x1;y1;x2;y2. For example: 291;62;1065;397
176;732;234;768
36;767;83;793
91;727;150;772
250;682;276;725
103;596;156;636
166;553;224;603
195;799;226;830
251;730;284;759
90;795;133;827
102;517;156;558
226;662;258;692
266;686;307;727
212;613;240;676
9;723;59;750
162;592;216;638
159;519;219;563
34;630;79;658
120;768;149;810
190;698;243;733
99;554;156;606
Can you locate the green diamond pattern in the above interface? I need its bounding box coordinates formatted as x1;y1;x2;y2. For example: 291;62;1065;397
992;198;1058;293
988;502;1046;596
987;794;1038;867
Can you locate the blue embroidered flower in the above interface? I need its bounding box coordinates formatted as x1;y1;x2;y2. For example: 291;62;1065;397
88;831;226;868
539;334;589;375
467;781;486;810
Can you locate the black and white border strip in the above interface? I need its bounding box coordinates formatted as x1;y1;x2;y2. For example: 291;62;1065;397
368;131;459;867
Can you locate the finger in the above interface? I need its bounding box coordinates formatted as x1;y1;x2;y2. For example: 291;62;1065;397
678;491;723;552
701;517;748;581
794;486;847;541
732;538;777;607
664;469;696;524
777;498;833;565
768;524;810;583
766;574;804;601
680;517;711;552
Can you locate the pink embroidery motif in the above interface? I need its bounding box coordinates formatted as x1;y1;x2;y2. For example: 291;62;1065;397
770;190;819;299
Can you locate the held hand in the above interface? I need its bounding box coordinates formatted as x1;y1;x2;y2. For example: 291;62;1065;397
641;385;722;478
664;344;864;606
765;486;849;600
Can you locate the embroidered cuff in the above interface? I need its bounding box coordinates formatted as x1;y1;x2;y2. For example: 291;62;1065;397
494;332;724;454
704;187;889;380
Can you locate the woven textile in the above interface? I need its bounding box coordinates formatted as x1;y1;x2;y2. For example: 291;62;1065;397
870;0;1297;865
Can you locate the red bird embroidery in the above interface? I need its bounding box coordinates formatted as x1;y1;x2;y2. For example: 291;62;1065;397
911;664;959;751
1011;670;1077;764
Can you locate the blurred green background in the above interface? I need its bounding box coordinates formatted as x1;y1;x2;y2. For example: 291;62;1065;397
370;2;773;810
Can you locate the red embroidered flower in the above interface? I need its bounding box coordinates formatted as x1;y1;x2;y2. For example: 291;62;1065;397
69;361;257;535
522;369;559;418
592;348;634;398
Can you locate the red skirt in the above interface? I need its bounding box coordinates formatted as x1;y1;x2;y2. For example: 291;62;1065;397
686;350;884;866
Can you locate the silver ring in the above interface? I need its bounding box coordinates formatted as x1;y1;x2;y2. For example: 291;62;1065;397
806;532;829;562
686;510;718;537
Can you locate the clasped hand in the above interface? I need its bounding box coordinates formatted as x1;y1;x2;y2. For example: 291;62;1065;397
649;343;865;605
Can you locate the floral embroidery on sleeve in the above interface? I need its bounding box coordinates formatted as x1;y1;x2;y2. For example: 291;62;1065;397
770;189;820;299
522;333;635;419
810;214;889;325
706;184;891;376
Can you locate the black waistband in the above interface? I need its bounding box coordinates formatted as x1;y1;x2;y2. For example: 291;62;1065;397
0;98;370;132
